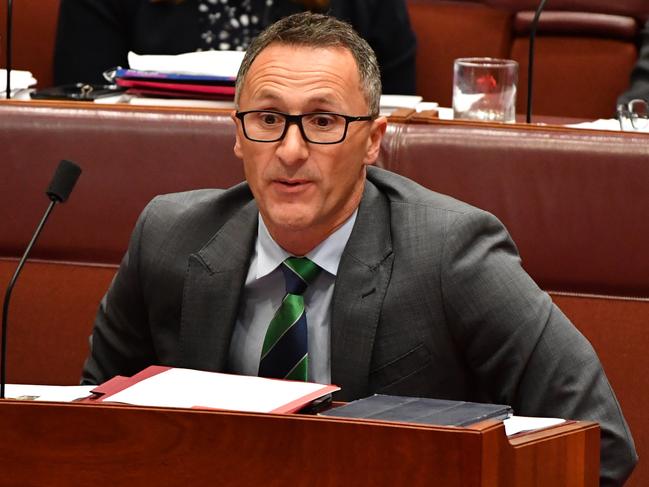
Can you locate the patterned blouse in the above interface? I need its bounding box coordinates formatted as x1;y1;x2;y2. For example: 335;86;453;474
197;0;274;51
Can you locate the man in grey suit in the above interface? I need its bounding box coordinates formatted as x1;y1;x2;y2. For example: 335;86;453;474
83;12;637;486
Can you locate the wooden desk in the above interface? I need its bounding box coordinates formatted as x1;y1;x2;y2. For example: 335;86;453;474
0;400;599;486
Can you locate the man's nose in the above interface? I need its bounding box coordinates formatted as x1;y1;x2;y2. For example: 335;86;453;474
276;123;309;165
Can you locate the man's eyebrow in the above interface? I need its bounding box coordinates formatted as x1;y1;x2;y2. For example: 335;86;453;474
307;95;338;107
250;90;282;104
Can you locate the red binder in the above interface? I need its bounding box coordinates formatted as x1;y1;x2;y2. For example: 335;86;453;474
88;365;339;414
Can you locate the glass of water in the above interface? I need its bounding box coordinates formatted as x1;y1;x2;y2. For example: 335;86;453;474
453;58;518;123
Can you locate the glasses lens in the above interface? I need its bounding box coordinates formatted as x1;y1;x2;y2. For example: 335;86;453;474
629;99;649;130
243;111;286;141
302;113;347;143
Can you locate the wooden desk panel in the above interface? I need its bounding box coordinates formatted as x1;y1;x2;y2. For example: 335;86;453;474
0;400;598;486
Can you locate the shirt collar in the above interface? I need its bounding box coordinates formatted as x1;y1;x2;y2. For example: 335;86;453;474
254;210;358;279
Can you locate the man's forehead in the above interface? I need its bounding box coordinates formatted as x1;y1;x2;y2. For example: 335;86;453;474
239;43;364;107
249;42;357;75
253;89;339;105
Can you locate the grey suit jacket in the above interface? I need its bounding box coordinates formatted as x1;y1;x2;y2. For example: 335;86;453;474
84;166;636;486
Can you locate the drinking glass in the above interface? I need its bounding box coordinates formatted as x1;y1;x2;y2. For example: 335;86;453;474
453;58;518;123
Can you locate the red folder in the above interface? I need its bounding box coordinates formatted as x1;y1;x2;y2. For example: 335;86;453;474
88;365;339;414
116;78;235;96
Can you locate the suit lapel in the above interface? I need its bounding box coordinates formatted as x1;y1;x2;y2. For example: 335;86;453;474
331;181;394;401
179;200;258;371
177;178;395;393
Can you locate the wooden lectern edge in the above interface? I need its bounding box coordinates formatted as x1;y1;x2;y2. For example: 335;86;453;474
0;398;492;434
322;404;599;446
0;396;596;445
0;397;488;429
508;420;599;447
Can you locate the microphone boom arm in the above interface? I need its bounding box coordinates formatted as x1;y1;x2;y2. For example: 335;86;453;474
0;200;56;398
0;159;81;399
526;0;549;123
5;0;13;99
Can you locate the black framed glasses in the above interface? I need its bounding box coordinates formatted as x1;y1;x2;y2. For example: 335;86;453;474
235;110;374;144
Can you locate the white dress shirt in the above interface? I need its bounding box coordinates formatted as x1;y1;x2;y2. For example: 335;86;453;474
228;210;357;384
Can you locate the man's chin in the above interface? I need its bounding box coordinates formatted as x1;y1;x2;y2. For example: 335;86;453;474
266;213;314;232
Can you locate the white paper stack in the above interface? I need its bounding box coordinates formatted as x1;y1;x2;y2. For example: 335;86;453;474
0;69;37;98
128;50;245;77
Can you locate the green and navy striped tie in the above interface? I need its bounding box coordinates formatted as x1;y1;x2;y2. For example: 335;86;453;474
259;257;321;381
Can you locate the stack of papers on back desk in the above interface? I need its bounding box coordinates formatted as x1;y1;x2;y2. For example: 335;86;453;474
111;51;244;101
128;50;244;77
114;68;235;100
90;365;339;414
0;70;37;98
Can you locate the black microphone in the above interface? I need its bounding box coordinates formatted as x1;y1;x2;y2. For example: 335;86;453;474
47;159;83;202
5;0;13;99
526;0;549;123
1;160;82;399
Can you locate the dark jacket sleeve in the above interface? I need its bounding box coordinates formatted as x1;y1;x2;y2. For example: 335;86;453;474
54;0;131;85
441;210;638;487
53;0;200;85
618;20;649;105
369;0;417;95
330;0;417;95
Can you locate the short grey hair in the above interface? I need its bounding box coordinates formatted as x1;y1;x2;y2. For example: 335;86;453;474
234;12;381;117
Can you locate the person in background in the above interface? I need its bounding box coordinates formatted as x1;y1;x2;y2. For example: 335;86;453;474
618;19;649;104
53;0;417;95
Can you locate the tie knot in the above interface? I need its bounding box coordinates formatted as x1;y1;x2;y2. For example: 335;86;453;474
281;257;321;295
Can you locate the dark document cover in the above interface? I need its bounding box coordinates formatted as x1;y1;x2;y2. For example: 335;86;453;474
321;394;512;427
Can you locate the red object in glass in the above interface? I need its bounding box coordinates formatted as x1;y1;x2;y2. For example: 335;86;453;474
476;74;498;93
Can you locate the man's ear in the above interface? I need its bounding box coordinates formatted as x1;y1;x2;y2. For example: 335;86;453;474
363;116;388;165
231;110;244;159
